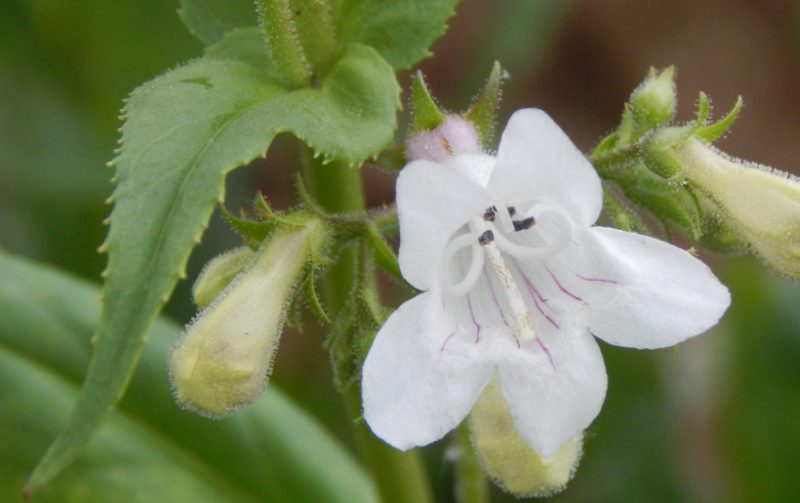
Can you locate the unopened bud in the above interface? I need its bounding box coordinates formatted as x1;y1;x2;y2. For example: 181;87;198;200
469;378;583;497
192;246;256;309
405;115;481;162
676;138;800;278
630;66;677;133
170;222;326;417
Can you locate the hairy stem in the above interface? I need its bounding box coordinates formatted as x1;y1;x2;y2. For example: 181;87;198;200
300;147;433;503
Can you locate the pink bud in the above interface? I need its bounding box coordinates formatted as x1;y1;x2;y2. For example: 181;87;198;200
406;116;481;162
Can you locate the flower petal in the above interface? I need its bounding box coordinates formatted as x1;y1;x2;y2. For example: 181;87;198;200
362;291;493;450
495;327;607;458
489;109;602;226
397;159;493;290
579;227;730;349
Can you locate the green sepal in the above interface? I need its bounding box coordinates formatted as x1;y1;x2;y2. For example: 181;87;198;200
695;92;711;125
295;173;332;217
608;161;703;240
303;267;332;324
642;147;685;178
463;61;507;146
694;193;749;255
592;131;620;158
366;224;404;284
324;240;385;391
694;95;743;143
602;188;650;235
616;104;635;147
410;71;446;132
221;204;280;248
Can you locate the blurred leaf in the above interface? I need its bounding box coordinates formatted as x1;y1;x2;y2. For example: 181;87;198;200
338;0;461;70
178;0;257;45
0;66;108;277
27;31;399;491
0;249;376;502
721;262;800;503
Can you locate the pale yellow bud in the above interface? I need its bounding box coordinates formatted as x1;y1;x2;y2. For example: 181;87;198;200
170;223;322;418
676;138;800;278
469;378;583;497
192;246;256;309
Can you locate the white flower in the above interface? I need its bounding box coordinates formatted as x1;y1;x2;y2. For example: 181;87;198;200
362;109;730;458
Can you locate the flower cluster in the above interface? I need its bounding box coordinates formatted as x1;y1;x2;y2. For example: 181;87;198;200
361;110;730;462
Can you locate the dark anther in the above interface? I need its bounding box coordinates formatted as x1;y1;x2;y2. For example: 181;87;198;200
483;205;497;221
478;230;494;245
507;206;517;217
512;216;536;232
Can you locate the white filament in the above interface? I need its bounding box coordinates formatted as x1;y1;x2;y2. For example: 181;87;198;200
441;233;485;297
439;201;574;342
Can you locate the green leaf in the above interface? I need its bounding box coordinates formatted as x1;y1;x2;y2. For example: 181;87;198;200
0;249;376;502
338;0;461;69
179;0;463;70
27;31;400;492
178;0;257;45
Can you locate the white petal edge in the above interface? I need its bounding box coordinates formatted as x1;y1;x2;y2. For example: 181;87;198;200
489;109;603;226
397;159;492;290
496;328;607;458
362;291;494;450
581;227;730;349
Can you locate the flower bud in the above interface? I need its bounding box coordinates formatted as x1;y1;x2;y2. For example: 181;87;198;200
192;246;256;309
630;66;677;133
405;115;481;163
469;379;583;497
170;222;326;417
675;138;800;278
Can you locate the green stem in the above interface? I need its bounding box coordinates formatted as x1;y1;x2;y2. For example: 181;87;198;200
256;0;311;87
291;0;339;75
455;423;489;503
300;147;433;503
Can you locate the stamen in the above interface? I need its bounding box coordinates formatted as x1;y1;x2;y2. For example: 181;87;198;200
495;204;515;233
441;233;485;297
468;217;535;342
512;216;536;232
483;205;497;221
489;203;572;260
478;230;494;245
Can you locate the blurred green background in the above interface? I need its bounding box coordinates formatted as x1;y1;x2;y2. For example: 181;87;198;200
2;0;799;501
